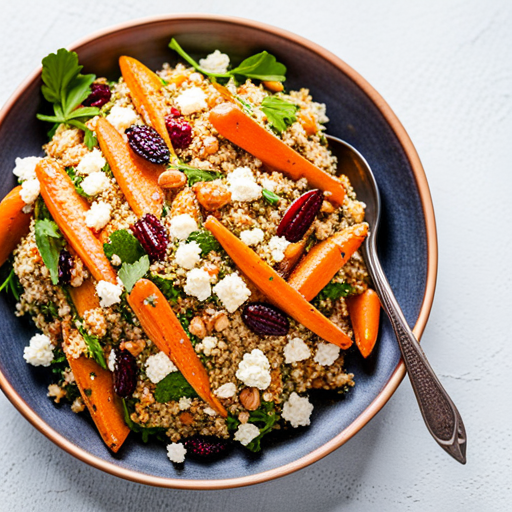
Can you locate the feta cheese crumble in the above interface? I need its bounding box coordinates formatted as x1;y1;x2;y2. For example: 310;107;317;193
81;171;110;196
96;280;123;308
178;397;192;410
204;407;217;417
234;423;260;446
202;336;218;356
169;214;198;240
184;268;212;301
23;333;54;367
240;228;264;247
106;105;139;133
175;87;207;115
214;382;237;399
268;236;290;263
20;178;40;205
166;442;187;463
281;392;314;428
145;351;177;384
107;349;116;372
227;167;262;202
213;273;251;313
76;148;106;175
175;241;202;269
283;337;311;364
12;156;41;182
260;177;277;192
85;201;112;231
314;343;340;366
199;50;230;74
235;349;271;390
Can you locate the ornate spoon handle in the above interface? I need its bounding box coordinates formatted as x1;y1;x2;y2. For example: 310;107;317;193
363;243;467;464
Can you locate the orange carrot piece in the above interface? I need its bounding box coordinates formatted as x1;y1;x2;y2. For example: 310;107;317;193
204;216;352;349
68;278;100;317
275;238;308;279
119;56;175;156
66;353;130;452
96;118;164;219
0;186;32;267
35;159;117;284
346;289;381;358
128;279;227;417
209;103;346;205
288;223;368;301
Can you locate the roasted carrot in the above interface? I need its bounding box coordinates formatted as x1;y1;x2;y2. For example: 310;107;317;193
68;278;100;317
346;289;381;358
128;279;227;417
35;159;117;284
96;118;164;219
209;103;346;205
0;186;32;267
119;56;175;156
288;223;368;301
204;216;352;349
169;187;201;220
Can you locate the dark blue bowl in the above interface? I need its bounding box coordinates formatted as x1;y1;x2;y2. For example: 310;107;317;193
0;15;437;489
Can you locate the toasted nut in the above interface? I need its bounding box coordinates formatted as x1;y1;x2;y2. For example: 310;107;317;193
203;136;219;155
262;81;284;92
189;316;207;339
158;170;187;189
214;312;230;332
179;411;194;425
170;188;201;220
193;181;231;211
299;110;318;136
240;387;261;411
238;411;250;424
346;200;366;223
120;339;146;357
312;377;325;389
168;73;188;86
320;200;335;214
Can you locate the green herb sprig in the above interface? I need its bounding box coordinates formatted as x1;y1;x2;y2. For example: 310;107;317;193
169;163;223;187
261;96;299;133
316;282;355;301
262;189;280;205
103;229;146;264
186;230;221;256
34;219;65;285
154;372;198;403
118;255;150;292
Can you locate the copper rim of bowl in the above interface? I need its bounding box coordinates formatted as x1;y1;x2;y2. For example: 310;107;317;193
0;13;438;490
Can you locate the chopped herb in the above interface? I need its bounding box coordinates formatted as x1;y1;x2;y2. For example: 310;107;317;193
89;372;96;378
269;277;273;281
262;189;280;205
149;274;182;303
77;323;107;370
169;163;223;186
103;229;146;264
84;129;98;150
235;95;253;115
65;167;90;198
84;388;92;397
177;312;199;346
154;372;198;403
0;267;23;301
315;282;355;301
34;196;51;221
143;293;158;307
34;219;65;285
261;96;299;133
118;255;150;293
122;399;167;442
40;301;59;321
186;230;221;256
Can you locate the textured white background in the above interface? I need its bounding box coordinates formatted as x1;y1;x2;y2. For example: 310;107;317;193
1;1;511;510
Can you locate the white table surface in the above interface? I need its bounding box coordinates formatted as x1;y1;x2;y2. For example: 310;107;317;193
1;1;511;510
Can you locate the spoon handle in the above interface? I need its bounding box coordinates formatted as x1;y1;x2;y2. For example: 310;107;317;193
363;243;467;464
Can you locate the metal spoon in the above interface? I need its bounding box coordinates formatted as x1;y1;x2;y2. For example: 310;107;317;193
327;135;467;464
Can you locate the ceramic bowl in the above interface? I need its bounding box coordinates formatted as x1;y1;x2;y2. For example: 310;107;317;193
0;14;437;489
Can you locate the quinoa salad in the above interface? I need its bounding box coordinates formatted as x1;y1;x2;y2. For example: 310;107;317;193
0;39;381;464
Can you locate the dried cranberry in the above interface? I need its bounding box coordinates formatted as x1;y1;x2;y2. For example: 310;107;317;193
125;125;170;164
58;249;73;285
242;302;289;336
276;189;324;242
165;110;192;149
131;213;168;261
184;436;231;460
113;349;138;398
83;83;111;108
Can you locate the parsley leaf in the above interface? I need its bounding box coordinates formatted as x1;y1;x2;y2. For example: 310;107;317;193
77;323;107;370
34;219;65;285
122;399;167;442
177;311;199;346
0;266;23;301
261;96;299;133
316;282;355;301
186;230;221;256
65;167;89;198
118;255;150;292
149;274;181;303
103;229;146;264
154;372;198;403
262;189;280;205
169;163;222;186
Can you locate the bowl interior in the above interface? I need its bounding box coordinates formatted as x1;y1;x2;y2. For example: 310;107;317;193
0;17;429;486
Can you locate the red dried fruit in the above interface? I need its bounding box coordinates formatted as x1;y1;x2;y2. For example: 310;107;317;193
131;214;168;261
83;83;111;108
183;436;231;460
276;189;324;243
242;302;290;336
58;249;73;285
125;125;170;164
165;109;192;149
113;348;138;398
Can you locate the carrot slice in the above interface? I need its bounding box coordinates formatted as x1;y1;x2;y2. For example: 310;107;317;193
346;289;381;358
288;223;368;301
68;278;100;317
275;238;308;279
0;186;32;267
209;103;346;205
35;159;117;284
128;279;227;417
119;56;175;156
96;117;164;219
204;216;352;349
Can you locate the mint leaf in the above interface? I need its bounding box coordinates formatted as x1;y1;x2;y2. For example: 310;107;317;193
103;229;146;264
34;219;65;285
231;52;286;82
186;230;221;256
316;282;355;301
261;96;299;133
154;372;198;403
84;128;98;150
65;167;90;198
169;163;222;186
118;255;150;292
77;324;106;370
262;189;280;205
149;274;181;303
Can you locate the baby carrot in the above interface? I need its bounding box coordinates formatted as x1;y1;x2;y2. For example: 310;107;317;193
68;278;100;317
346;289;381;358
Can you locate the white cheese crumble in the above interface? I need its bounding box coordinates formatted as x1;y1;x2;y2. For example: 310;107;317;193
311;101;329;124
96;280;123;308
314;343;340;366
106;105;139;133
283;337;311;364
199;50;230;74
235;349;271;390
227;167;262;202
184;268;212;301
169;214;198;240
107;349;116;372
260;177;277;192
204;407;217;417
81;171;110;196
281;392;314;428
214;382;236;399
202;336;218;356
166;442;187;464
268;236;290;263
20;178;40;205
145;351;177;384
240;228;264;247
213;273;251;313
23;333;54;367
12;156;41;182
85;201;112;231
175;241;202;269
178;397;192;411
234;423;260;446
77;148;106;175
175;87;208;115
